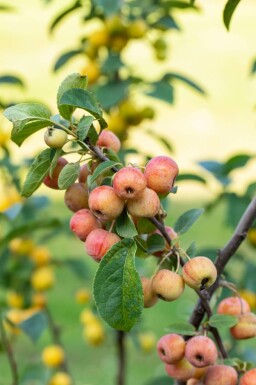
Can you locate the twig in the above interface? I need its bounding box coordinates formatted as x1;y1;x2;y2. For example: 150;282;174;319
0;310;19;385
116;331;126;385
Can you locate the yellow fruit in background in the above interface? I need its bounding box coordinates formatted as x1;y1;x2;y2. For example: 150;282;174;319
107;114;127;138
88;28;109;48
127;19;147;39
31;267;55;291
0;130;10;146
239;289;256;309
109;35;128;52
247;228;256;247
106;15;126;36
6;291;24;309
29;246;51;266
138;332;156;353
49;372;72;385
42;345;65;368
9;238;35;255
80;61;100;85
119;100;142;126
32;292;47;309
80;309;97;325
83;322;105;346
75;288;91;305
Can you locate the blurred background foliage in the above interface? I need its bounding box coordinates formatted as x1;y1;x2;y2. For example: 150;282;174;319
1;1;256;385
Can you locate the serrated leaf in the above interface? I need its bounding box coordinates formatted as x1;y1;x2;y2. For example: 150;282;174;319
90;160;120;184
223;0;241;30
176;173;206;184
147;234;166;253
57;162;80;189
49;149;63;178
4;103;52;146
93;239;143;331
186;241;197;258
116;210;138;238
53;49;83;72
19;312;47;342
174;208;204;235
166;322;197;336
59;88;107;128
77;115;95;141
21;149;53;197
209;314;238;329
57;73;88;120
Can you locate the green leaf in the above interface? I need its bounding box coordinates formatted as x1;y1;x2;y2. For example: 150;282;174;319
223;154;252;174
134;218;156;234
101;53;123;75
116;210;138;238
174;208;204;235
223;0;241;30
209;314;238;329
166;321;197;336
251;59;256;75
57;73;88;120
147;234;166;253
49;149;63;178
176;173;206;184
225;193;251;228
164;73;205;95
65;259;89;279
93;0;121;15
0;75;24;87
145;129;173;153
57;162;80;189
186;241;197;258
93;239;143;331
77;115;95;141
152;15;180;31
53;49;83;72
146;81;174;104
90;160;120;184
4;103;52;146
21;149;53;197
59;88;107;128
19;312;47;342
95;81;129;110
49;0;82;32
20;364;51;385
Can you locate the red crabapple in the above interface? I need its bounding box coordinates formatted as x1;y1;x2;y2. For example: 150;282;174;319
43;158;68;189
217;296;250;316
185;336;218;368
113;167;147;200
89;186;125;221
64;183;89;212
126;188;160;218
239;368;256;385
204;365;238;385
69;209;102;241
85;229;121;261
79;164;90;183
165;358;196;381
152;270;184;301
157;333;185;364
96;129;121;153
230;312;256;340
182;256;217;290
144;156;179;195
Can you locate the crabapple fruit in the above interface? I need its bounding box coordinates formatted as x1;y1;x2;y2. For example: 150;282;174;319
185;336;218;368
165;358;196;381
141;276;158;308
69;209;102;241
85;229;121;261
96;129;121;153
64;183;89;212
239;368;256;385
79;163;90;183
144;156;179;195
89;185;125;221
204;365;238;385
152;270;184;301
43;157;68;189
42;345;65;368
217;296;250;316
44;127;67;149
182;256;217;290
230;312;256;340
157;333;185;364
113;166;146;200
126;187;160;218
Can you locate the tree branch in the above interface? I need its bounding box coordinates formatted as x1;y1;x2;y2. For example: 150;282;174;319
116;331;126;385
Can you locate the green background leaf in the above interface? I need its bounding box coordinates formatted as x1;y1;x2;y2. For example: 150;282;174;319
209;314;238;329
174;208;204;235
166;321;197;336
58;162;80;189
19;312;47;342
116;210;138;238
223;0;241;30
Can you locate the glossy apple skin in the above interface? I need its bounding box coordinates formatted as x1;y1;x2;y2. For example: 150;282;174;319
69;209;102;241
89;185;125;221
43;157;68;189
113;167;147;200
230;312;256;340
96;129;121;153
141;276;158;308
217;296;250;316
185;336;218;368
144;155;179;195
157;333;185;364
182;256;217;290
239;368;256;385
44;127;67;149
64;183;89;212
152;270;184;301
85;229;121;261
204;365;238;385
165;358;196;381
126;188;160;218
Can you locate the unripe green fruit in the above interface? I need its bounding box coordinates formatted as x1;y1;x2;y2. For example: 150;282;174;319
204;365;238;385
182;256;217;290
185;336;218;368
89;185;125;221
113;166;147;200
64;183;89;212
152;270;184;301
126;187;160;218
85;228;121;261
44;127;67;149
